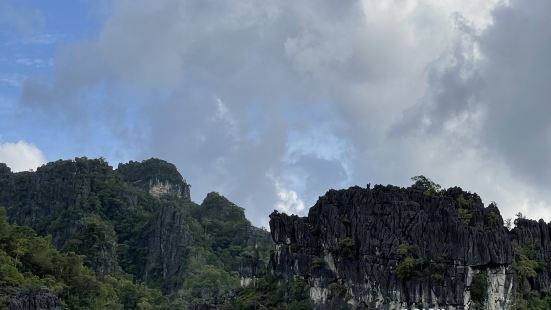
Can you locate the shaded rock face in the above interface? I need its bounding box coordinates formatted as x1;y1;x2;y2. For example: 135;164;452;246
510;218;551;295
0;158;195;289
143;204;194;292
0;158;114;246
9;289;61;310
117;158;191;201
269;185;515;309
0;158;153;280
197;192;273;287
239;225;272;286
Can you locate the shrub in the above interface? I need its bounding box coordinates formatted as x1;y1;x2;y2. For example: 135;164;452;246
513;242;541;280
398;243;410;256
396;257;421;279
337;238;355;258
457;194;469;208
458;208;472;225
486;211;499;226
431;256;448;282
410;176;442;196
311;257;325;269
470;271;488;305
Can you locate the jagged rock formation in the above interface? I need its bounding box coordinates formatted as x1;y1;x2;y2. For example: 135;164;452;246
509;218;551;299
269;184;519;309
14;156;551;309
118;158;191;201
8;289;61;310
0;157;272;308
143;203;194;292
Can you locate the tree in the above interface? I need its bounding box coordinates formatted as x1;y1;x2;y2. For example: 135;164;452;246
410;175;442;196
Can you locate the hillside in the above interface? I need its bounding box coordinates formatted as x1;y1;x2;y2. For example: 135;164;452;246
0;158;271;309
2;159;551;309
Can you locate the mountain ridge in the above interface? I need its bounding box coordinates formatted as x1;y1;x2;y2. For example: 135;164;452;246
267;183;550;309
1;158;551;309
0;157;271;309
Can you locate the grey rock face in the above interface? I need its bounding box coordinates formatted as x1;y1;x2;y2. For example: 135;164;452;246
9;289;61;310
143;204;194;292
510;218;551;295
117;158;191;201
269;185;515;309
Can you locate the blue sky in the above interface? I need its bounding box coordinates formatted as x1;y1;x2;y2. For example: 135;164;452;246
0;1;109;159
2;0;551;226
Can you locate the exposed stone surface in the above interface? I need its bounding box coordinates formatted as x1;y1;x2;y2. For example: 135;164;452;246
269;185;516;309
117;158;191;201
143;203;194;292
509;218;551;296
9;289;61;310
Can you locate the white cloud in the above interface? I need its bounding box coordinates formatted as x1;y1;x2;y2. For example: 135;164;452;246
274;181;306;215
17;0;551;225
0;141;46;172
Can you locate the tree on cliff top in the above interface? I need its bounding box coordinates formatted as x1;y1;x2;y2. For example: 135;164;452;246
410;175;443;196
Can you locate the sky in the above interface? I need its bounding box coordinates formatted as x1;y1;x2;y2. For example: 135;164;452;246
1;0;550;227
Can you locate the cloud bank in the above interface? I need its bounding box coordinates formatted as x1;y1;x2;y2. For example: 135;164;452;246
18;0;551;225
0;141;46;172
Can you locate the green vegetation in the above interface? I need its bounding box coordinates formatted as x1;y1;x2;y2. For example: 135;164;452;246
456;194;472;225
179;263;238;303
193;192;272;271
486;211;499;226
395;242;428;280
458;207;472;225
396;257;422;279
514;292;551;310
227;274;311;309
410;175;443;196
337;237;355;258
512;242;541;282
0;208;167;309
431;255;448;282
510;241;548;309
470;271;488;306
398;243;411;255
0;158;273;307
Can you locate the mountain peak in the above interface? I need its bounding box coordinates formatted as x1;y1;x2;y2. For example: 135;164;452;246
117;158;190;201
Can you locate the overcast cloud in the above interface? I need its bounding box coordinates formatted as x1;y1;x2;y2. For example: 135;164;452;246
11;0;551;225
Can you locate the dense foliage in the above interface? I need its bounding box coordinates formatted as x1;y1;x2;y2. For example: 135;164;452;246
226;274;311;309
0;208;168;309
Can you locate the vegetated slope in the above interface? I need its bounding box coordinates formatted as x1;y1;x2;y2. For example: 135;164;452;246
4;158;550;310
0;208;167;309
0;158;271;308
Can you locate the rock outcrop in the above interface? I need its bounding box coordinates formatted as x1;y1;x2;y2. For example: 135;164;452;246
143;204;194;292
269;184;516;309
8;289;61;310
117;158;191;201
0;157;272;306
509;218;551;298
